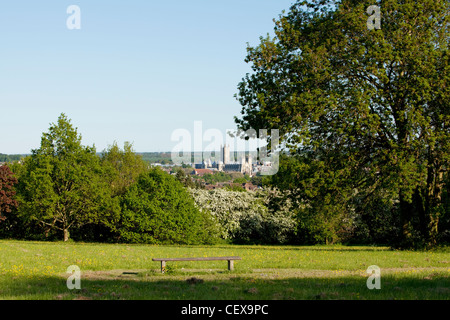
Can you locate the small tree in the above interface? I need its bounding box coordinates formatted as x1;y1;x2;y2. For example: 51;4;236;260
174;167;196;188
15;114;116;241
0;165;18;221
101;141;148;197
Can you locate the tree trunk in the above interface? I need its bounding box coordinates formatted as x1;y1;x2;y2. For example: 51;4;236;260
424;159;444;247
399;191;416;248
63;228;70;242
398;161;444;248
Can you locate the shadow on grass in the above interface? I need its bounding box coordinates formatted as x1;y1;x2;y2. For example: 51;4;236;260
204;244;394;252
1;271;449;300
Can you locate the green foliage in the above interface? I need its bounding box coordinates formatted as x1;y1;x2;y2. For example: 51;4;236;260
112;168;219;245
235;0;450;248
437;172;450;244
138;152;173;164
233;177;248;184
12;114;118;242
174;167;203;189
351;189;402;246
202;172;233;184
0;154;24;163
250;174;264;187
262;153;352;244
101;141;149;197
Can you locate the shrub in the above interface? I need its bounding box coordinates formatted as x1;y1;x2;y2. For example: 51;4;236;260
112;168;219;244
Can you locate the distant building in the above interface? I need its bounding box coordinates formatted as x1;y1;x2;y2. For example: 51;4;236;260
192;145;253;176
204;184;221;190
241;155;252;176
192;168;214;176
222;154;252;176
242;182;258;191
222;144;230;164
195;158;213;169
222;163;240;172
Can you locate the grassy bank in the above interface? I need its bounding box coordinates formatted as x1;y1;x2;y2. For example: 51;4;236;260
0;240;448;300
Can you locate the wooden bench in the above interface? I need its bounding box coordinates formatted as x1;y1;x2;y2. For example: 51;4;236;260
152;256;242;273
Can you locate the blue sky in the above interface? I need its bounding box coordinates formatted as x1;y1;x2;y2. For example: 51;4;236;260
0;0;295;154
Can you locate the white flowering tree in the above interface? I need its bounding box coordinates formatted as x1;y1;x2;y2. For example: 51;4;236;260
187;188;296;244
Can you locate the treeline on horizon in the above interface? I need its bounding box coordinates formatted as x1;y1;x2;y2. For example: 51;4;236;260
1;152;174;165
1;152;257;166
0;154;24;163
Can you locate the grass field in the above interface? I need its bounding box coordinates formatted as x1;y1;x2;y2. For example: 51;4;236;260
0;240;449;300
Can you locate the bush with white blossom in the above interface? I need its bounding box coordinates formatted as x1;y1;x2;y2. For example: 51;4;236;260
187;188;296;244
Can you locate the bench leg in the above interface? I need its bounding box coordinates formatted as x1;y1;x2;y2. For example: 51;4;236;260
228;260;234;271
161;261;166;273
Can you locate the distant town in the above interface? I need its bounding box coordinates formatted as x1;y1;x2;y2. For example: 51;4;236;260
151;145;275;191
0;146;276;191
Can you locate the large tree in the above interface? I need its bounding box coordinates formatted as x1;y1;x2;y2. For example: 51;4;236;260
235;0;449;247
15;114;115;241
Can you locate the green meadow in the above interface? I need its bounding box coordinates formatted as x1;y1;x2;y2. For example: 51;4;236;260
0;240;449;300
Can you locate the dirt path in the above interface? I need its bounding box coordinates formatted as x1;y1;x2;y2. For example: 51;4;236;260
65;267;450;281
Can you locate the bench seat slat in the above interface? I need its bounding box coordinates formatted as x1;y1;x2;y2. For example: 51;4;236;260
152;256;241;262
152;256;242;273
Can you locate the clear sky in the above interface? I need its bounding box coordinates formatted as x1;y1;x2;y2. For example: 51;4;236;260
0;0;295;154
